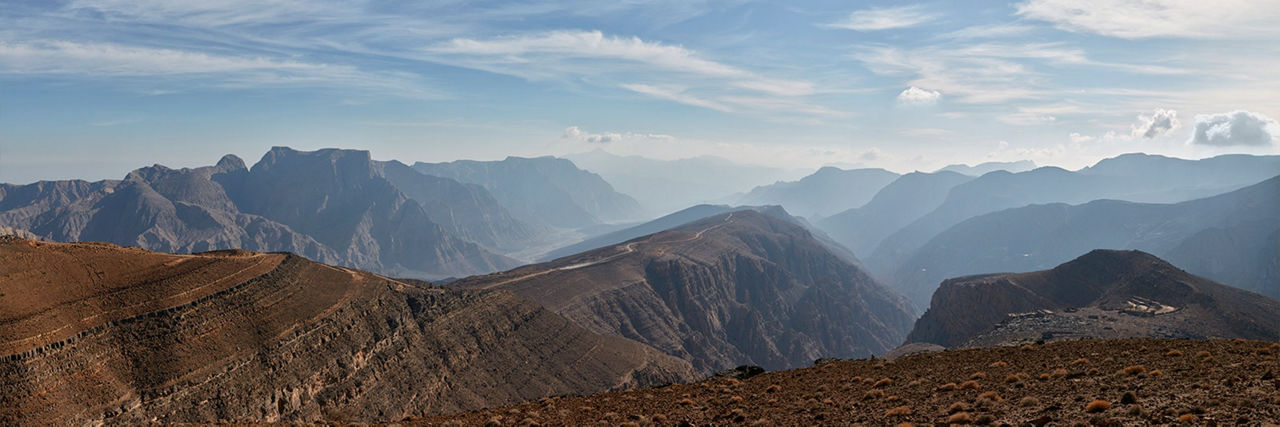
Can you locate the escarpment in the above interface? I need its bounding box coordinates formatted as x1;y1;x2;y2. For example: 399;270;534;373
0;239;693;424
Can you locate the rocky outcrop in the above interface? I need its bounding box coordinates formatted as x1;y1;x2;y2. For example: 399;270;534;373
906;250;1280;348
0;239;692;424
455;210;917;373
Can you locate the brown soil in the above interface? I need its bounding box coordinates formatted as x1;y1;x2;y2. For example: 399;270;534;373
420;338;1280;425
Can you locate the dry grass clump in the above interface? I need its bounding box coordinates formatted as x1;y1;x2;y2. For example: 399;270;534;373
1004;373;1030;383
1085;400;1112;412
1166;349;1183;357
677;398;695;406
1070;357;1089;366
989;360;1007;368
1037;373;1051;381
969;371;986;380
1148;369;1163;377
959;380;979;390
947;402;970;413
1050;368;1069;379
1122;365;1146;375
936;382;958;392
764;384;781;393
1177;414;1196;423
978;391;1003;402
884;406;911;416
873;378;894;388
1019;396;1040;407
946;412;972;424
729;395;743;403
863;389;885;400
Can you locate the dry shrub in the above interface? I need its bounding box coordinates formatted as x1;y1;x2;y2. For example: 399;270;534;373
936;382;958;392
959;380;979;390
1085;400;1111;413
978;391;1003;402
765;385;781;393
1166;349;1183;357
730;396;743;403
884;406;911;416
895;423;914;427
1148;369;1163;377
863;389;885;400
678;398;695;406
1178;414;1196;423
1051;368;1069;379
1037;373;1051;381
1003;374;1021;384
947;402;969;413
970;371;987;380
1123;365;1145;375
1019;396;1040;407
873;378;894;388
1071;358;1089;366
946;412;972;424
1195;351;1211;359
989;361;1007;368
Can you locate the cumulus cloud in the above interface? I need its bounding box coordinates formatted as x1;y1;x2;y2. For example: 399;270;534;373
563;126;672;144
896;86;941;105
1131;108;1179;138
826;6;936;31
1188;110;1278;146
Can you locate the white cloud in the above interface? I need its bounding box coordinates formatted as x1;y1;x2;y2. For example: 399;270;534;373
1016;0;1280;39
620;84;735;112
1069;133;1094;143
1188;110;1278;146
900;128;952;137
1131;108;1179;138
941;24;1037;39
896;86;941;105
825;6;935;31
562;126;673;144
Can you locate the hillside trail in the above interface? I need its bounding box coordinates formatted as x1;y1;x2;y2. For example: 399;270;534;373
475;212;737;290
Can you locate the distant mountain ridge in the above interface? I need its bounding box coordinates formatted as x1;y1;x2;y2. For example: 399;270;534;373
890;174;1280;306
936;160;1037;176
736;167;899;219
907;250;1280;348
816;171;973;258
0;147;523;279
413;156;643;229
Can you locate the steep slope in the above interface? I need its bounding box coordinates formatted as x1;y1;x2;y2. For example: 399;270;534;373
737;167;899;219
0;238;693;424
867;153;1280;279
565;150;801;216
906;250;1280;348
453;210;916;373
425;338;1280;425
891;175;1280;306
816;171;972;257
413;156;643;228
374;160;538;253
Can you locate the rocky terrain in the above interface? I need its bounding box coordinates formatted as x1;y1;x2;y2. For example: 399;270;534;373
453;209;917;374
907;250;1280;348
0;147;522;279
0;237;693;424
422;338;1280;425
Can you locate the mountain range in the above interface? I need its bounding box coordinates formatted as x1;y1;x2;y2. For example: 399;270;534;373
736;167;900;219
890;174;1280;306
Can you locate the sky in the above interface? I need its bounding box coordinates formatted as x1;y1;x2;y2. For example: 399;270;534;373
2;0;1280;183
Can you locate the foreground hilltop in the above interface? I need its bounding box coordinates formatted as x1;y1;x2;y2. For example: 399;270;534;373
0;237;692;424
907;249;1280;348
453;209;917;374
422;338;1280;425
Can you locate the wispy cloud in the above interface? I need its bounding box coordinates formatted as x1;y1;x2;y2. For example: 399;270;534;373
620;84;735;112
562;126;674;143
1016;0;1280;39
824;6;936;31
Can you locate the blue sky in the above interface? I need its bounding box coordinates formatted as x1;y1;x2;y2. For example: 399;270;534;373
2;0;1279;183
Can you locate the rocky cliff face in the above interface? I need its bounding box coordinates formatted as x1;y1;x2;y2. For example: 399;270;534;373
455;210;917;373
906;250;1280;348
0;238;693;424
0;147;522;279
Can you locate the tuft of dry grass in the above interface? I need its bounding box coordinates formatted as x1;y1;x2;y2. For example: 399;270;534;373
1051;368;1069;379
863;389;885;400
764;385;781;393
1037;373;1051;381
1003;374;1021;384
1148;369;1163;377
1019;396;1040;407
946;412;971;424
1166;349;1183;357
729;395;743;403
1071;357;1089;366
1086;400;1112;412
936;382;958;392
873;378;894;388
947;402;969;413
969;371;986;380
959;380;979;390
884;406;911;416
1123;365;1146;375
678;398;695;406
978;391;1003;402
1178;414;1196;423
989;360;1007;368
